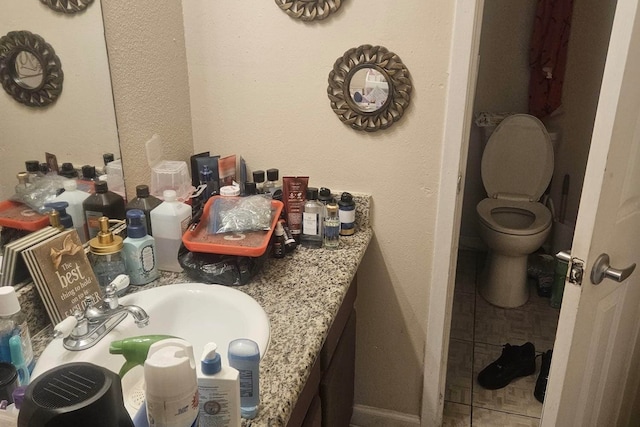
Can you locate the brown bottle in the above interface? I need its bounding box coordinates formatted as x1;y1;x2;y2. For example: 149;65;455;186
83;181;126;239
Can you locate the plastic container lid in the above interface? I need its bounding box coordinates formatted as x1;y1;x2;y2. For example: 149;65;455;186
95;181;108;193
266;168;279;181
0;287;21;316
252;170;265;183
306;187;319;200
220;185;241;197
144;339;196;400
163;189;177;202
136;185;150;198
25;161;39;173
81;165;96;179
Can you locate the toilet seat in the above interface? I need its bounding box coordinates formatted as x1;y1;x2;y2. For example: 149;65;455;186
481;114;554;201
477;198;551;236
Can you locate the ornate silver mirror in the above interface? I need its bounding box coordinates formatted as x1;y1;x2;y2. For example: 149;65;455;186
275;0;342;21
40;0;94;14
328;45;412;132
0;30;63;107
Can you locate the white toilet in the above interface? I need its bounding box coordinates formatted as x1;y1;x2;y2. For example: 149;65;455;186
476;114;554;308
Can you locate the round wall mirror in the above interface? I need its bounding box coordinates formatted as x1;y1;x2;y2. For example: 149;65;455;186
0;30;64;107
40;0;94;14
328;45;412;132
275;0;342;21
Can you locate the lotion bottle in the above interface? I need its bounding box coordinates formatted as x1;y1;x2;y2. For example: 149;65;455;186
198;342;240;427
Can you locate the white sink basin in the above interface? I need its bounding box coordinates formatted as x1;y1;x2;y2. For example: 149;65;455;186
32;283;270;417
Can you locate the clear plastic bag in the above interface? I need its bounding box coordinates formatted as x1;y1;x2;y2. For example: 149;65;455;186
208;195;272;234
11;175;66;213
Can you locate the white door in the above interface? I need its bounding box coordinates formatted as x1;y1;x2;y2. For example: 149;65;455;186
541;0;640;425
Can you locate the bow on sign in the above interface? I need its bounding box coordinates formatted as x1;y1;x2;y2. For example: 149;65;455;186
50;234;82;269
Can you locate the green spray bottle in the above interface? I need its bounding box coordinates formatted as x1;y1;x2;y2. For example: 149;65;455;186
109;334;177;378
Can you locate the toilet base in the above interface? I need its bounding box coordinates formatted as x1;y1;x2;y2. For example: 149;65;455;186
479;251;530;308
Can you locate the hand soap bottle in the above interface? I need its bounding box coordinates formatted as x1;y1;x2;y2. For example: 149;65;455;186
198;342;240;427
123;209;159;285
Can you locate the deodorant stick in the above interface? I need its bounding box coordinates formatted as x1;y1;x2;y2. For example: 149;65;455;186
228;339;260;419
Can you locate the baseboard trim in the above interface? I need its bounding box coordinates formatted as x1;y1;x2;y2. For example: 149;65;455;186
350;404;421;427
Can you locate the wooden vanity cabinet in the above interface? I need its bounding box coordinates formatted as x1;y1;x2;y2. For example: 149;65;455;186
288;277;357;427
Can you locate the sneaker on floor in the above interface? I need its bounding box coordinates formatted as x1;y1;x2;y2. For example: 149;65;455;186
477;342;537;390
534;349;552;403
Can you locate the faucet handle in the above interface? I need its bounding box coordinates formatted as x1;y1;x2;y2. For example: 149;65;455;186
104;275;130;308
53;314;79;339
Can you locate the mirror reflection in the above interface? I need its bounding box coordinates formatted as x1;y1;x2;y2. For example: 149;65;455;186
14;51;44;89
349;67;389;113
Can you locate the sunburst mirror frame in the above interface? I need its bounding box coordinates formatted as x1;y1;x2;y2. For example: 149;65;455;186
0;30;64;107
40;0;94;14
328;44;412;132
275;0;342;21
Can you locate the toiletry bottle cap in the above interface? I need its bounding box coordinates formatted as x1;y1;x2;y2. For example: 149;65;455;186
318;187;333;203
25;160;39;173
44;201;73;229
275;222;284;236
126;209;148;238
95;181;109;193
252;170;265;183
338;192;355;207
136;185;150;198
266;168;279;181
0;287;21;316
82;165;96;179
103;153;115;165
306;187;319;200
201;342;222;375
163;189;177;202
144;339;196;400
244;182;257;195
89;216;123;254
63;179;78;191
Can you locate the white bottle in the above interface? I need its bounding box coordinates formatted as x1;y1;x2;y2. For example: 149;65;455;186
53;179;90;242
150;190;192;272
144;338;199;427
198;342;240;427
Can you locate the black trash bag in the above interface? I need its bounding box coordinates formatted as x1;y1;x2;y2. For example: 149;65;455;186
178;244;269;286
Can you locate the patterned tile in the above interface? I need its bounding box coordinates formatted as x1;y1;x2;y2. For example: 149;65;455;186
472;407;540;426
450;292;475;341
474;292;559;352
445;339;474;405
442;402;471;427
472;343;543;418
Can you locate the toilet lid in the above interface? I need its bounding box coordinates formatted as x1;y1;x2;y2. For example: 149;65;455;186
481;114;554;201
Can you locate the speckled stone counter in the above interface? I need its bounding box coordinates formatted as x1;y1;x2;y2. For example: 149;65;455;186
19;193;372;427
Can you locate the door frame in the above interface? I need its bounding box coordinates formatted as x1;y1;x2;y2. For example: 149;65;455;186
421;1;485;425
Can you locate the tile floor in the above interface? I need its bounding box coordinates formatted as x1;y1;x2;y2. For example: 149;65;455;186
442;250;561;426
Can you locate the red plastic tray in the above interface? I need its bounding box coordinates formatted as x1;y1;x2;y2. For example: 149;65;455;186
0;200;50;231
182;196;283;257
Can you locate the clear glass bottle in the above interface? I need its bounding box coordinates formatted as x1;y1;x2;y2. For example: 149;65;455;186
89;216;127;295
24;160;43;184
301;187;323;249
263;168;280;198
14;172;31;196
323;203;340;249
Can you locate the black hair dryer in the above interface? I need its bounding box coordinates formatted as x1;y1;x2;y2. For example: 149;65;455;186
18;362;133;427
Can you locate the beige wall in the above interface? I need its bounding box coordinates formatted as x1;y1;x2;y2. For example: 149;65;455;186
181;1;453;416
0;1;119;201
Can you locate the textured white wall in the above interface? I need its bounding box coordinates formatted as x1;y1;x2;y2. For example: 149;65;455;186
0;1;119;201
182;1;452;416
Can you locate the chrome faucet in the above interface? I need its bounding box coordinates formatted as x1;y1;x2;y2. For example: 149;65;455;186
54;275;150;351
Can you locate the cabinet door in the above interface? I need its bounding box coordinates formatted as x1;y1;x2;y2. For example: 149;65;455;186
320;310;356;427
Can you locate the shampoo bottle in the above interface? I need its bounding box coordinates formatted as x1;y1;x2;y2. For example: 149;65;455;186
227;339;260;419
150;190;192;272
198;342;240;427
123;209;159;285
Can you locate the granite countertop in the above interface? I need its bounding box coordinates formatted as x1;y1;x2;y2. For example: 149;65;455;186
20;194;372;427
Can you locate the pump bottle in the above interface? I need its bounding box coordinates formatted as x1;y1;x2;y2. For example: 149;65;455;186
198;342;240;427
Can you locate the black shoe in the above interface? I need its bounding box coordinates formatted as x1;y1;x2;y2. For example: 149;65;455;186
534;349;552;403
478;342;536;390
